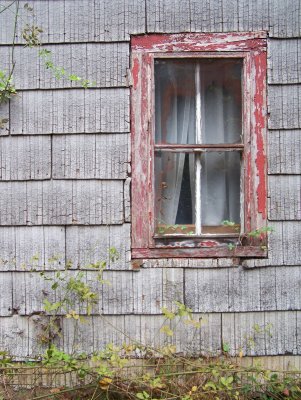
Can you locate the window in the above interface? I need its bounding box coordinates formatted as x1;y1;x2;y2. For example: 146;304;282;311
131;33;267;258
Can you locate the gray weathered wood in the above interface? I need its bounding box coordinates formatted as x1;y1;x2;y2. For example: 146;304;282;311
243;221;301;267
146;0;191;33
28;315;50;357
0;181;124;225
228;267;261;312
93;316;126;352
173;313;222;355
108;225;131;269
259;267;277;310
268;130;301;174
185;268;229;312
282;222;301;265
222;312;299;356
265;311;298;355
0;227;15;271
0;136;51;180
237;0;269;33
268;39;301;84
221;0;239;32
0;0;145;44
139;315;170;348
185;266;301;312
0;226;65;271
124;178;131;222
297;313;301;354
275;266;301;310
0;316;29;358
66;226;109;269
63;0;95;43
268;0;301;38
61;317;94;355
52;134;129;179
222;312;264;356
268;175;301;220
14;227;65;271
86;43;129;88
0;1;18;44
10;89;130;134
94;0;145;41
198;313;222;355
64;314;220;356
133;269;163;314
12;271;55;315
0;101;9;136
68;180;124;225
0;315;47;360
0;273;13;315
65;225;130;270
1;43;129;89
190;0;223;33
268;85;301;130
102;271;134;314
191;0;299;37
13;271;93;316
162;268;184;310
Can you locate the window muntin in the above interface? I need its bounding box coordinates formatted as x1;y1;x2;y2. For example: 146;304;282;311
154;59;243;238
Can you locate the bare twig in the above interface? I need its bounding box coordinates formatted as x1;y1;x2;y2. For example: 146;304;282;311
0;0;16;14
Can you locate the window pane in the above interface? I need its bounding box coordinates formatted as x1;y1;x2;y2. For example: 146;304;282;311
155;151;195;234
201;151;241;231
155;60;196;144
154;59;242;145
202;60;242;144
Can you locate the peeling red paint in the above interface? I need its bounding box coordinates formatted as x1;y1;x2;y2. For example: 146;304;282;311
132;56;139;88
131;32;266;53
254;51;267;219
131;32;267;258
198;240;220;248
132;246;266;259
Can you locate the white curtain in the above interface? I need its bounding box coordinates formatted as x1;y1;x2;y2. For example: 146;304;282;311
155;61;241;228
155;63;195;225
202;70;241;226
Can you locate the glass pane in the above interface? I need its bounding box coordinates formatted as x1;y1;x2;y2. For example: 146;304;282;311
201;151;241;232
155;151;195;235
154;59;242;144
155;60;196;144
201;59;242;144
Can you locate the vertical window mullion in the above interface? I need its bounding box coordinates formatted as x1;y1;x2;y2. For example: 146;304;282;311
195;63;202;235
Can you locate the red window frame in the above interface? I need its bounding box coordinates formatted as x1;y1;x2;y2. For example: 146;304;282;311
131;32;267;259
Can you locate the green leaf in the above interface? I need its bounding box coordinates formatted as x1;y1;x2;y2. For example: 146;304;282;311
228;243;235;250
223;342;230;353
204;381;216;390
160;325;173;336
161;306;175;320
222;220;235;226
69;74;81;81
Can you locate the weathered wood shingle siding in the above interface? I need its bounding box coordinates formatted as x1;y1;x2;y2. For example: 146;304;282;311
1;43;130;89
0;0;300;362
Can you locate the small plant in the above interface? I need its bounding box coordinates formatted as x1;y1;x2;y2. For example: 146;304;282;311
0;70;16;103
247;226;274;239
39;49;96;88
22;24;43;47
38;247;118;344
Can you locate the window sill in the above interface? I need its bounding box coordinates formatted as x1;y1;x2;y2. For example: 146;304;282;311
132;246;267;259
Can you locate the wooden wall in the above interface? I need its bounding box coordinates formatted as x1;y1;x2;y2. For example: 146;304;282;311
0;0;300;362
